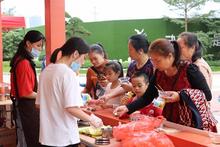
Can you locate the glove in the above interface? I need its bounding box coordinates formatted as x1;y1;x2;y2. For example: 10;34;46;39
89;114;103;128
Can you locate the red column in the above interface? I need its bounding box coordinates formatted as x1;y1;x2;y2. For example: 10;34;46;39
45;0;65;65
0;2;3;82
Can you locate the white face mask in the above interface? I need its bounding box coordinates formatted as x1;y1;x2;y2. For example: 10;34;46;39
31;48;40;58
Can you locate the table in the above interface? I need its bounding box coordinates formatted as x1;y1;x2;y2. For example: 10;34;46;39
81;108;220;147
0;100;12;106
0;99;13;128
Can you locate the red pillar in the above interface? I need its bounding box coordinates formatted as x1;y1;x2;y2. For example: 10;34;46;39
45;0;65;65
0;2;3;82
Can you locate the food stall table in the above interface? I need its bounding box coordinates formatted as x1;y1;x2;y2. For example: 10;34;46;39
81;108;220;147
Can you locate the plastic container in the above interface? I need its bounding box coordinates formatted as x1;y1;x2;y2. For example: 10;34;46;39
153;90;167;109
119;77;130;84
81;93;91;105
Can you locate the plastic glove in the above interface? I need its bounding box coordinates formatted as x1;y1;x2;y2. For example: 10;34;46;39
89;114;103;128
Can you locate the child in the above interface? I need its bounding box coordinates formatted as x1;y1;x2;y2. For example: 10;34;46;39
122;72;162;117
101;60;126;108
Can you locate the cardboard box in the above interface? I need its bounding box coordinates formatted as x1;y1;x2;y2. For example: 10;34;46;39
0;128;16;147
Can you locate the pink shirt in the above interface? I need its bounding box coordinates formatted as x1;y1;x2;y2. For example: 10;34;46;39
194;58;212;89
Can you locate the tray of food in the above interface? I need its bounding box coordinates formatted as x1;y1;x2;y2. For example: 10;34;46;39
79;125;112;138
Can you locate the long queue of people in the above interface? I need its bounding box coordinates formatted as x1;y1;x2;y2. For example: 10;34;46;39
10;30;217;147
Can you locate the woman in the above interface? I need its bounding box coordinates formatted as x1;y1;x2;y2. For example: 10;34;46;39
177;32;212;89
36;37;103;147
114;39;217;131
82;43;108;99
10;30;45;147
122;34;154;92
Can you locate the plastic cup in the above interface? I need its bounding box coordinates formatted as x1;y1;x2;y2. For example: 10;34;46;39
81;93;91;105
119;77;130;84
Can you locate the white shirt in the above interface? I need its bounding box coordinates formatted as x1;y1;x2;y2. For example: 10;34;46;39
36;63;82;146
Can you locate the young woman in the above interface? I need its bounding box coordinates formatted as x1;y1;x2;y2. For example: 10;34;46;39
82;43;109;99
36;37;103;147
177;32;212;89
10;30;45;147
114;39;217;132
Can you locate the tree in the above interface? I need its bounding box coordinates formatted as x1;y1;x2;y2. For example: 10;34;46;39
163;0;209;31
65;12;91;39
3;30;23;61
191;11;220;59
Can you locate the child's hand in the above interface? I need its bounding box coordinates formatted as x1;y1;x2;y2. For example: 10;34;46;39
99;94;110;102
160;91;180;103
87;99;105;105
120;82;132;92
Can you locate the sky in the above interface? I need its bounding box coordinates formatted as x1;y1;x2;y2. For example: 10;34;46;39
1;0;220;27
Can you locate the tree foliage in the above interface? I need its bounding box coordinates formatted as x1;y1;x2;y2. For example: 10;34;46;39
3;30;23;61
65;12;91;39
163;0;209;31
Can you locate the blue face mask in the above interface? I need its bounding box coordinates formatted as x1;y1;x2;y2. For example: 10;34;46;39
71;62;81;72
31;48;40;58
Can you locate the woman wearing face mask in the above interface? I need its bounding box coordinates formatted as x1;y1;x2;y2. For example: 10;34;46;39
36;37;103;146
10;30;45;147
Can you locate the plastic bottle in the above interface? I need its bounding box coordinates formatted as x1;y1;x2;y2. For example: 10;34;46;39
153;97;165;109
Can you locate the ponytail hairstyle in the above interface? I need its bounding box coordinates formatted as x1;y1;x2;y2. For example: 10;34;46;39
170;40;181;67
148;39;180;67
104;60;124;78
50;37;89;63
10;30;45;67
89;43;108;59
179;32;202;62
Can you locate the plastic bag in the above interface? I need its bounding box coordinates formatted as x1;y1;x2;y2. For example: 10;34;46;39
113;115;163;140
121;131;174;147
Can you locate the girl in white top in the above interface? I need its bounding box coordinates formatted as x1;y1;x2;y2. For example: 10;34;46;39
101;61;126;107
36;37;103;147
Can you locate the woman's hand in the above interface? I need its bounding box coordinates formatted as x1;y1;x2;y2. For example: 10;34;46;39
161;91;180;103
89;114;103;128
113;105;129;117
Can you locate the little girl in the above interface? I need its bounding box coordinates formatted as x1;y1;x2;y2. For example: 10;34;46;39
101;60;126;107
